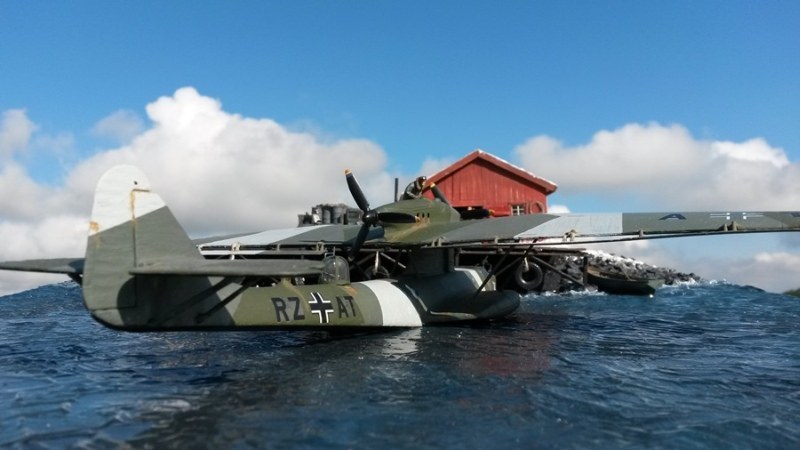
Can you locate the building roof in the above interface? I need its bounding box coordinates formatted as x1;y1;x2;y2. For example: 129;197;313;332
427;149;558;194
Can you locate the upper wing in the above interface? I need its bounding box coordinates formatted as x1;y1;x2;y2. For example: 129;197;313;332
198;224;380;255
196;211;800;251
393;211;800;246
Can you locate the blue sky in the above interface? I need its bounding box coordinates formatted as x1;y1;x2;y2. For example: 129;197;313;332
1;1;799;293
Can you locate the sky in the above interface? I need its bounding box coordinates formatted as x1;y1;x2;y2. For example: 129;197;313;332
1;1;799;294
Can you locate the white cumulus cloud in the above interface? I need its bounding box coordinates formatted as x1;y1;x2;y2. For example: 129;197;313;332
546;204;571;214
420;156;456;177
91;109;146;144
686;251;800;293
64;87;392;234
515;122;800;211
0;109;37;160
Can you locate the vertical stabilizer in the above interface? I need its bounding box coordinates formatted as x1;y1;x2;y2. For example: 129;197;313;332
82;166;215;329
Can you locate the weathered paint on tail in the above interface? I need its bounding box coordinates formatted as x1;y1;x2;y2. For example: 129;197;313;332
82;166;232;329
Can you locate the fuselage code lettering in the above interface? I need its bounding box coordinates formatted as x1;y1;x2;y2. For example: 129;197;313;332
271;296;305;322
271;294;357;323
336;296;356;319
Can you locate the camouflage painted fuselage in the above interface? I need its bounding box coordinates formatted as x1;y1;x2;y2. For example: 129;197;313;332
89;269;519;331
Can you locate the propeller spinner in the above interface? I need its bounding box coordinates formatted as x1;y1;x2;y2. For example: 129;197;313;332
345;170;417;259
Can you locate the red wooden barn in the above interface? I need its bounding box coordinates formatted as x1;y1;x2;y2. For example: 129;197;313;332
424;149;557;216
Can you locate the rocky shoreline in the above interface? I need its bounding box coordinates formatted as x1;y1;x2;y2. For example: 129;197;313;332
542;250;700;293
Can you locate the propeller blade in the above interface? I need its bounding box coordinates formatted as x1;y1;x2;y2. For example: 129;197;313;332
350;223;371;259
429;183;450;205
345;169;370;212
377;212;418;224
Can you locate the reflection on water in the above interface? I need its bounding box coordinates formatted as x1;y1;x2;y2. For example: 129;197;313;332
2;282;799;448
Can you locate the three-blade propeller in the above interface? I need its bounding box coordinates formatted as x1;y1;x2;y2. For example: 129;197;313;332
345;170;417;258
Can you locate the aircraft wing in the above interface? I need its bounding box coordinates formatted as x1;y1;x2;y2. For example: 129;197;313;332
198;224;379;254
0;258;84;275
394;211;800;246
0;257;324;278
130;258;323;276
195;211;800;251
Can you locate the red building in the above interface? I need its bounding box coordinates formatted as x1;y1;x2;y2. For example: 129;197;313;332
424;149;557;216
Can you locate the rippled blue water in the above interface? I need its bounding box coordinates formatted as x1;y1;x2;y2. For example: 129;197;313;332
1;282;799;448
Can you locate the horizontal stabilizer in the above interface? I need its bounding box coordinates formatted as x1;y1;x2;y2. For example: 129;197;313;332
0;258;84;275
129;258;324;277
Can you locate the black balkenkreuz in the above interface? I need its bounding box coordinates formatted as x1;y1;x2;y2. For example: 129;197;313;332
309;292;335;324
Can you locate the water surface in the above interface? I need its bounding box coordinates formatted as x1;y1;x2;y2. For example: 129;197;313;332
1;282;798;448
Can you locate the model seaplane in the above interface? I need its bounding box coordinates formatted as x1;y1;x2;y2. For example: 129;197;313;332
1;165;799;331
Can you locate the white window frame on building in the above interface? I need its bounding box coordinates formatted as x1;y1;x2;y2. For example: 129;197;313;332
510;204;526;216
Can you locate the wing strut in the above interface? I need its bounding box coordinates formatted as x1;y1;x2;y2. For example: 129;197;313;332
527;254;587;288
471;244;535;297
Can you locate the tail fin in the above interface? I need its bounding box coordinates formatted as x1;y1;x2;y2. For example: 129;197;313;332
82;166;219;329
